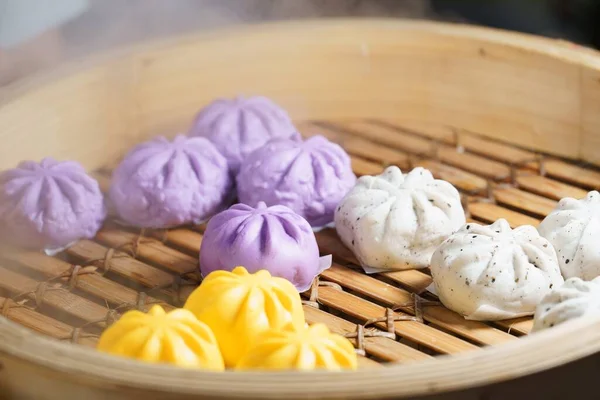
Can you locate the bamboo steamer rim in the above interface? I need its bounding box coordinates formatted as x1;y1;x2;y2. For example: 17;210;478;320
2;19;600;399
2;18;600;100
1;314;599;398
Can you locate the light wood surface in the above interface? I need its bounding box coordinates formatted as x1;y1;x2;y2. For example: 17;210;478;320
3;19;600;170
2;19;600;400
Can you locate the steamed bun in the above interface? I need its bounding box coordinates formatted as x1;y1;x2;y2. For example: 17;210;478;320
110;135;232;228
533;277;600;331
189;96;300;172
0;157;106;253
237;135;356;229
200;202;330;292
538;191;600;280
430;219;564;321
334;166;464;272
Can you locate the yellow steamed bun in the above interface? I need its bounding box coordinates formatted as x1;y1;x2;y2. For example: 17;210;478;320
237;323;358;371
184;266;305;367
97;305;224;370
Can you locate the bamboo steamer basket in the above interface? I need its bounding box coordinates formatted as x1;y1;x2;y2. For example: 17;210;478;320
1;19;600;400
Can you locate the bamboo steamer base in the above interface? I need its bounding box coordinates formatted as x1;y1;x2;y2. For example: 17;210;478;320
2;19;600;400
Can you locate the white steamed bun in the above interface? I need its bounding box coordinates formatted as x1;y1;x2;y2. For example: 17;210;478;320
430;219;564;321
334;166;464;273
538;191;600;281
533;277;600;332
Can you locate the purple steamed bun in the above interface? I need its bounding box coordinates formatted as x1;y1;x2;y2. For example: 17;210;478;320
189;96;300;172
199;202;331;292
0;158;106;254
110;135;232;228
236;135;357;229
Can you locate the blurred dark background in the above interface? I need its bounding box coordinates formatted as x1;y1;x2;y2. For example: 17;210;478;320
430;0;600;48
2;0;600;86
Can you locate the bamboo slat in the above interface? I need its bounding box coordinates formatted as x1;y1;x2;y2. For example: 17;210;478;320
382;270;433;295
95;227;198;277
492;187;557;218
328;121;512;181
315;229;434;294
413;159;487;194
540;159;600;189
469;202;541;227
321;265;515;346
436;147;511;181
303;306;432;363
332;121;435;157
454;131;537;166
351;157;385;177
315;229;358;265
0;265;111;326
94;228;201;303
1;250;171;311
0;297;98;347
495;317;533;336
339;138;408;168
301;123;409;168
515;174;588;201
155;228;203;256
64;240;187;305
314;286;477;354
373;120;456;144
65;240;177;289
356;356;382;369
